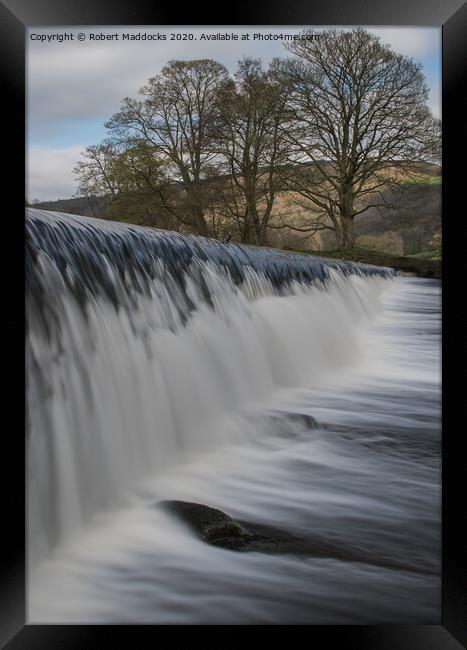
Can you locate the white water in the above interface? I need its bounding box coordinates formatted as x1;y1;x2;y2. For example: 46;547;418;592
27;275;440;623
26;212;440;623
27;258;386;560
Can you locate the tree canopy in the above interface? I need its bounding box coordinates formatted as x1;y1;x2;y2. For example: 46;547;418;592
74;29;441;250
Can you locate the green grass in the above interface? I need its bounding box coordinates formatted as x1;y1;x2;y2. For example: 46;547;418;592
405;175;442;186
407;250;441;261
288;245;441;278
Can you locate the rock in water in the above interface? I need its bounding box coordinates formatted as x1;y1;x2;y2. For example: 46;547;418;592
157;501;440;574
158;500;253;549
157;500;308;553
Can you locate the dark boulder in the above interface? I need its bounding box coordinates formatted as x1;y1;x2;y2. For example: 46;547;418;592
158;500;311;553
157;500;439;574
158;500;253;549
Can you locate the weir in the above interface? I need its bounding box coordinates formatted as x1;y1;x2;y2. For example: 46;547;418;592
26;208;396;566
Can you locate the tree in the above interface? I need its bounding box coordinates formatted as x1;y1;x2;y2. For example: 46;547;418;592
274;28;441;249
74;144;118;200
103;59;229;235
213;59;289;245
74;141;178;227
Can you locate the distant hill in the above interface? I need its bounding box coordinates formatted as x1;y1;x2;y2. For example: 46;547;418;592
265;174;441;256
29;196;110;217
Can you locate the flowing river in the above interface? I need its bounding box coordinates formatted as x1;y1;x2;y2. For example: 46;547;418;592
26;208;441;624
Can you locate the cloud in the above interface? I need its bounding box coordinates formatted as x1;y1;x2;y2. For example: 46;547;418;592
428;81;442;119
27;27;265;124
27;144;86;202
28;27;440;125
28;38;174;123
370;28;440;59
27;26;441;200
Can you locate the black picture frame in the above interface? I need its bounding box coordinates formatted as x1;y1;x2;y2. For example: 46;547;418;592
1;0;465;646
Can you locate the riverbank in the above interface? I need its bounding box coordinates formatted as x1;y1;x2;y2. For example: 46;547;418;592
292;247;441;279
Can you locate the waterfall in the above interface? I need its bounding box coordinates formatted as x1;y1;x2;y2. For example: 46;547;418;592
26;208;395;566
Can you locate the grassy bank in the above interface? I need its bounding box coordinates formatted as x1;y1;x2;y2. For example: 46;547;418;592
290;246;441;279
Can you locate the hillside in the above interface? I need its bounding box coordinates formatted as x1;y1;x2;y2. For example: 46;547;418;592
267;173;441;257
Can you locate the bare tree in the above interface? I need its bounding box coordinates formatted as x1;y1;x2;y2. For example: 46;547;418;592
103;59;229;235
273;28;441;249
213;59;289;245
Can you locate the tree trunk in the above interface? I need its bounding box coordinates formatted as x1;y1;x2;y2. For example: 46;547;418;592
193;205;209;236
182;175;209;236
259;222;269;246
245;191;260;245
186;190;208;236
242;216;252;244
339;189;355;250
340;216;354;249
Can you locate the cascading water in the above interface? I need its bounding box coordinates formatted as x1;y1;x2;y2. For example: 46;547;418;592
26;208;440;624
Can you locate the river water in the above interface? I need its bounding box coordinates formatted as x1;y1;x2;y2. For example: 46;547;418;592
26;210;440;624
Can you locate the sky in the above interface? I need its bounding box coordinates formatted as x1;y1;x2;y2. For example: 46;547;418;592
27;26;441;202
